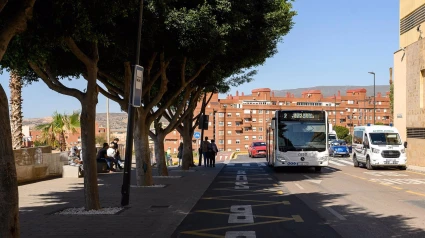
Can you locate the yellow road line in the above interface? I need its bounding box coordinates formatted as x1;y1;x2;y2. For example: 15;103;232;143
392;186;403;190
195;210;296;220
406;190;425;197
180;216;303;234
204;191;282;199
201;197;290;204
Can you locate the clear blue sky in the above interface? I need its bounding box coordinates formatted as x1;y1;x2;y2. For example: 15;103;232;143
0;0;399;118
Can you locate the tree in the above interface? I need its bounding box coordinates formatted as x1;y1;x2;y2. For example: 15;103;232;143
389;67;394;121
334;125;349;140
35;111;81;151
98;0;296;184
0;0;37;236
9;70;24;149
2;0;143;210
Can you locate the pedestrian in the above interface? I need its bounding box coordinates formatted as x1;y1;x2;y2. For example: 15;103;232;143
178;142;183;167
201;137;211;167
210;139;218;167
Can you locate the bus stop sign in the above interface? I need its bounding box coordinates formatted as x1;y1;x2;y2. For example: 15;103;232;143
132;65;144;107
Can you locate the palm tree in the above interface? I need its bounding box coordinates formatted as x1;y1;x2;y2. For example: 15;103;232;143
35;111;81;151
9;70;24;149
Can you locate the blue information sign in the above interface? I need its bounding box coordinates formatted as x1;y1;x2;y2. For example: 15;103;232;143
193;132;201;139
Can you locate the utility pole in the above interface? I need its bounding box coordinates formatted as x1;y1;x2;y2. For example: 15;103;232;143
106;98;110;143
334;94;337;126
368;72;376;124
198;93;207;166
121;0;144;206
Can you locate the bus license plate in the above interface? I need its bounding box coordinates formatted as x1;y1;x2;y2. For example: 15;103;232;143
297;162;308;165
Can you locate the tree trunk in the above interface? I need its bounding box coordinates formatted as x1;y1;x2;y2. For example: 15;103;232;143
0;84;20;237
153;133;168;176
134;109;153;186
9;71;23;150
181;126;193;170
79;63;100;210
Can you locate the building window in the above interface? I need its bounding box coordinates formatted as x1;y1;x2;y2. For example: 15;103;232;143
236;122;241;126
219;130;224;135
219;140;224;144
244;127;249;131
252;110;257;114
219;121;224;126
227;122;232;126
252;118;257;122
259;136;263;140
227;140;232;144
244;136;249;140
227;130;232;135
259;127;263;132
236;140;240;144
252;136;257;140
348;100;354;104
259;110;263;114
227;113;232;117
245;144;249;149
259;119;263;123
218;112;224;117
384;109;387;112
244;118;251;122
244;109;250;114
252;127;257;132
236;113;241;117
236;148;240;152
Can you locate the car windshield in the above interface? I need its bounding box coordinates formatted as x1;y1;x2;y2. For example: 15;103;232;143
369;133;402;145
277;121;326;152
253;142;266;146
328;134;337;141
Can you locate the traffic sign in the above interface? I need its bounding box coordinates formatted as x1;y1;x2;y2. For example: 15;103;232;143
194;132;201;139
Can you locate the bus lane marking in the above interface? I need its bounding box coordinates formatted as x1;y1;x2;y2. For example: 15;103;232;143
294;183;304;190
324;206;346;220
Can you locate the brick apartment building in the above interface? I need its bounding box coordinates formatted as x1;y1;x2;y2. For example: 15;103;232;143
163;87;391;153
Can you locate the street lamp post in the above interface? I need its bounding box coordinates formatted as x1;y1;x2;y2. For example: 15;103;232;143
368;72;376;124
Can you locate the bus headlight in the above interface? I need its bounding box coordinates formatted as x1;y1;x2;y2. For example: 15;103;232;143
401;148;405;154
372;148;380;153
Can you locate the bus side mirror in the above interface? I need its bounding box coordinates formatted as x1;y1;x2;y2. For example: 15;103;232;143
404;141;407;148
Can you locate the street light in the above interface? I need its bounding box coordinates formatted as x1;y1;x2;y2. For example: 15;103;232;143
368;72;376;124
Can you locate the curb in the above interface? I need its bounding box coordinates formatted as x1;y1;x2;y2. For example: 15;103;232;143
407;165;425;174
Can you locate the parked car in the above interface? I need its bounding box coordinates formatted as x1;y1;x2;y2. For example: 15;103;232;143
248;141;266;158
329;140;350;157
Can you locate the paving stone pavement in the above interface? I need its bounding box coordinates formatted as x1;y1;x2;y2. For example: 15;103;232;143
18;163;224;238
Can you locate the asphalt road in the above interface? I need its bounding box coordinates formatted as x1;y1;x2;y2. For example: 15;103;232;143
172;155;425;237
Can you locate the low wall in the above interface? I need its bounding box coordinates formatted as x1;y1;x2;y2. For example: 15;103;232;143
13;146;69;184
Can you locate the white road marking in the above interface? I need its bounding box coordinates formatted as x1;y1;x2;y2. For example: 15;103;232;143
370;178;425;185
235;182;249;190
225;231;256;238
227;163;235;166
242;164;251;167
236;175;248;181
337;160;354;165
228;205;254;223
257;163;266;167
329;160;346;167
324;206;346;220
294;183;304;190
364;172;408;177
237;170;246;174
325;167;338;172
303;175;322;184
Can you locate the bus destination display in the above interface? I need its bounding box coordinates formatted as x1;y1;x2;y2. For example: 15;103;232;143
278;111;325;121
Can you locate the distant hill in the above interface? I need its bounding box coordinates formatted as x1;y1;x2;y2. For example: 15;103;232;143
272;85;389;98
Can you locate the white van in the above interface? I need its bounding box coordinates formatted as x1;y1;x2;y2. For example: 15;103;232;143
352;125;407;170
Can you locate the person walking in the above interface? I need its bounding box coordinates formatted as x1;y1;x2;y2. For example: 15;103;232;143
177;142;183;167
201;137;211;167
210;139;218;167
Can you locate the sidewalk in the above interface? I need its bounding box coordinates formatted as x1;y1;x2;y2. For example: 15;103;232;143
18;162;224;238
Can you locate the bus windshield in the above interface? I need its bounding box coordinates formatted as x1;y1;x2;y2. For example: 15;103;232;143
369;133;402;145
277;121;327;152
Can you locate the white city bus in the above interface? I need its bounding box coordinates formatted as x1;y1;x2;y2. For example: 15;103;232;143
266;110;330;172
352;125;407;170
